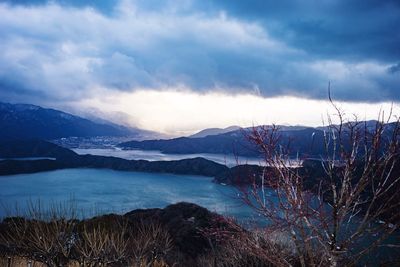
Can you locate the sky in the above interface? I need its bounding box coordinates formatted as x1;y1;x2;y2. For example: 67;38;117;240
0;0;399;135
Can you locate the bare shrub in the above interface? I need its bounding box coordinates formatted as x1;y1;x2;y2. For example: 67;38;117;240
75;218;173;267
199;216;295;267
238;102;400;266
0;201;78;267
75;216;130;266
1;199;174;267
128;221;173;266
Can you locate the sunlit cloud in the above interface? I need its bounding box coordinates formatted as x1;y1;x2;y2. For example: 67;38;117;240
75;88;399;136
0;0;399;106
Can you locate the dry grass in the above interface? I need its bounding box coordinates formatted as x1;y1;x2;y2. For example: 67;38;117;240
0;203;174;267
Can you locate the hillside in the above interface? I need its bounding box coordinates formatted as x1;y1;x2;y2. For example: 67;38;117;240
119;126;326;157
119;131;257;156
0;140;229;176
0;202;251;266
119;122;398;158
0;102;138;140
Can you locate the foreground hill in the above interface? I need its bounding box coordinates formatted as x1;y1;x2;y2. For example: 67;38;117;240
0;102;143;140
0;202;272;266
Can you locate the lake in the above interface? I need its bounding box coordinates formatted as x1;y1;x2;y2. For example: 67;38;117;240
73;148;263;167
0;168;261;221
0;168;396;264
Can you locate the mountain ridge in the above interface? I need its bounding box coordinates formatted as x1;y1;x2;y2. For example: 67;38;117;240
0;102;151;140
189;125;241;138
0;139;229;177
118;121;397;158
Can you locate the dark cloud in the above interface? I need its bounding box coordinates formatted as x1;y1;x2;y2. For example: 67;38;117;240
3;0;400;62
388;63;400;74
4;0;399;61
0;0;118;13
202;0;400;62
0;0;398;104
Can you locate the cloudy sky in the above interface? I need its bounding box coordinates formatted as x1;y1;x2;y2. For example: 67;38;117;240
0;0;399;135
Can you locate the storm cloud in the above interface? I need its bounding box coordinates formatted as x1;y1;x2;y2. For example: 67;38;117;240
0;0;399;104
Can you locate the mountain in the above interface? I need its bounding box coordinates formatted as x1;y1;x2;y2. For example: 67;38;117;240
118;127;325;157
0;102;144;140
118;122;397;158
119;130;257;156
189;126;241;138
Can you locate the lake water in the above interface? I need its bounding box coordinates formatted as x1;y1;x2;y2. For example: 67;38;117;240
73;148;263;167
0;157;56;161
0;168;260;221
0;168;397;263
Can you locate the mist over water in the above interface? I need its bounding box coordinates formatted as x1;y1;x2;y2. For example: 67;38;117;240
73;148;263;167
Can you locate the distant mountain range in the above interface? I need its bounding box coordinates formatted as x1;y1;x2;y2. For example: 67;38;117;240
119;122;397;158
118;126;322;157
189;126;241;138
1;101;396;160
0;102;154;140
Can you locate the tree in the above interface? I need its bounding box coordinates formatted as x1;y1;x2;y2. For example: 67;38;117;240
238;104;400;266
